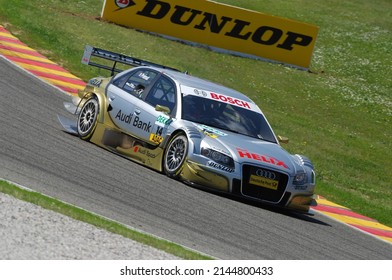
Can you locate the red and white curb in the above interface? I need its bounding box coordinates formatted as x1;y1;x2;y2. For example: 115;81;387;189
0;25;85;95
1;25;391;245
312;196;392;244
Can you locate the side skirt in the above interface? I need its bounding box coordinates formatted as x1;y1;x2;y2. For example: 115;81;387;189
90;123;164;172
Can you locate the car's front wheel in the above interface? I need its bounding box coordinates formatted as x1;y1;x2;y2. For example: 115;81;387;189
77;97;99;140
163;133;188;178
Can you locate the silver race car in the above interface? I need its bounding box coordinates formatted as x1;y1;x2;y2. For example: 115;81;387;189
58;46;316;212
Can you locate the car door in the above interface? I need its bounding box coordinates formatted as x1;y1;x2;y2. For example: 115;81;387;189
107;68;158;135
132;74;177;145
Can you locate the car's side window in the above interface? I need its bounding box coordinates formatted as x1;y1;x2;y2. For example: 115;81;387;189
113;69;158;98
145;76;176;113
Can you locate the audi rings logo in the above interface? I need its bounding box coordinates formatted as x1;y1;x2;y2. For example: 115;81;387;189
256;169;276;180
194;89;208;97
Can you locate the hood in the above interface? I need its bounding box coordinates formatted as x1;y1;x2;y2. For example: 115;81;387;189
196;124;302;175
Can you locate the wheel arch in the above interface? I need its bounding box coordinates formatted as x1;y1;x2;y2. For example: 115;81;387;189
161;128;197;156
78;87;107;124
161;129;197;177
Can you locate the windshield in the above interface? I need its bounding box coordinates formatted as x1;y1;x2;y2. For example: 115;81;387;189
182;95;277;143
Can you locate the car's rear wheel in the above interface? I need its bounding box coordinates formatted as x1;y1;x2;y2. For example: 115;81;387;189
77;97;99;140
163;133;188;178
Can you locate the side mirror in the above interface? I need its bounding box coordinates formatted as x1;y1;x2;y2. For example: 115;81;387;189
155;104;171;115
278;135;289;144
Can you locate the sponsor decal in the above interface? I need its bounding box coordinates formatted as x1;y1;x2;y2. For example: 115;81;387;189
203;131;218;139
237;148;289;169
133;116;152;132
197;124;227;137
102;0;319;68
115;0;135;9
150;133;163;144
125;82;136;89
89;78;102;87
138;71;151;81
294;185;308;190
181;85;261;113
249;174;278;190
155;115;172;126
115;111;153;134
207;161;234;173
134;146;157;158
115;110;133;124
210;92;250;109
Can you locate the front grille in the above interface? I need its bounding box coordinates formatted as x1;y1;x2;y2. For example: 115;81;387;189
241;165;288;203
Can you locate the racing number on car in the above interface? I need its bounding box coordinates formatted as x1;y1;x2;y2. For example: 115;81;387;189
156;126;163;136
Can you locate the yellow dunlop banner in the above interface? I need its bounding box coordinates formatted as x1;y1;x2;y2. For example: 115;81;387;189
102;0;319;69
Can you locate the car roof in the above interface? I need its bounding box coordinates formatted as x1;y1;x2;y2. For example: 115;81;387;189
149;67;255;103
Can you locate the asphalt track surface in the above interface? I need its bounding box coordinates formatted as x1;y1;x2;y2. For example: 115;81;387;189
1;58;391;259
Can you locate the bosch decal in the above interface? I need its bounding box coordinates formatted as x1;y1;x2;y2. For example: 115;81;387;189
210;92;251;109
181;85;261;113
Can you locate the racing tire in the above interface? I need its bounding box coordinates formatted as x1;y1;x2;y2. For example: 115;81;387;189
163;133;188;178
77;97;99;140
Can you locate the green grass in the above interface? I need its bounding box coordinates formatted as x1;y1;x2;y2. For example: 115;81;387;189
0;0;391;228
0;180;213;260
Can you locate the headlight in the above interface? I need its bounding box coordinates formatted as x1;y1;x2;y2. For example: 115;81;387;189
293;173;307;185
201;148;234;168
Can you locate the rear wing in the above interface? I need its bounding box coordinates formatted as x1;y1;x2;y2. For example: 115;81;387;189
81;45;181;76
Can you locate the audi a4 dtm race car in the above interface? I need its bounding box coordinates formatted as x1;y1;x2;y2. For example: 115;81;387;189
58;46;317;212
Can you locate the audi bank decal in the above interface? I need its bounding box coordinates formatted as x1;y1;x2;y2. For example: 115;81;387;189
102;0;319;68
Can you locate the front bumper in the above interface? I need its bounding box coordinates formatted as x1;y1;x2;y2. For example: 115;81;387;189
180;160;230;192
180;160;316;212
